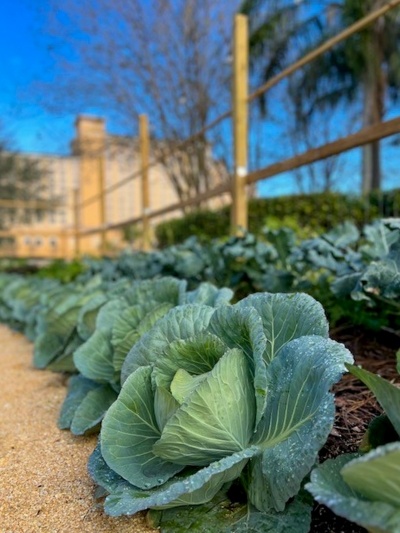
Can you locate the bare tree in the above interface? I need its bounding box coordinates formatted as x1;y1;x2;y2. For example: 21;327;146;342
32;0;241;208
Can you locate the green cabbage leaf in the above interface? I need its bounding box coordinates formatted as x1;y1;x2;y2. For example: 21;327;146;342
92;292;352;529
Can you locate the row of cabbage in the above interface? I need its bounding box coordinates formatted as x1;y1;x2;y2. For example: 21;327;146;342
0;221;398;531
76;218;400;331
0;272;347;530
4;219;398;328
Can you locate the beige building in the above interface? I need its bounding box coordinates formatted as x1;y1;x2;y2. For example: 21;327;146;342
2;115;229;259
4;154;78;259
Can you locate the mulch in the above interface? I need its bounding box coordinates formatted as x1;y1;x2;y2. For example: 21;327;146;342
310;326;400;533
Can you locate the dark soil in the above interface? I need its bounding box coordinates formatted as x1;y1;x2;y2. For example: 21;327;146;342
309;326;400;533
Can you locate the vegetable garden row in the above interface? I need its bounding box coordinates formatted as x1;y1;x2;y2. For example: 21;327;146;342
1;218;399;532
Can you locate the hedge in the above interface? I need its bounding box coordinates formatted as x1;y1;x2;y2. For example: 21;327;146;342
155;189;400;247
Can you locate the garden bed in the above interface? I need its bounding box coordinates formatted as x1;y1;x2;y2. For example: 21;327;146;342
312;327;399;533
0;324;397;533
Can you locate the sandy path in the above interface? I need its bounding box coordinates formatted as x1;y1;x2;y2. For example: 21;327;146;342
0;325;153;533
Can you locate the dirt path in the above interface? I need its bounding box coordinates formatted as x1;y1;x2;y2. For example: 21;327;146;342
0;325;152;533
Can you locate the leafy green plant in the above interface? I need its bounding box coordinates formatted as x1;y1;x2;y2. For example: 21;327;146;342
263;215;321;240
1;218;399;338
33;276;131;372
331;220;400;331
155;191;397;247
37;259;86;283
307;445;400;533
89;292;352;531
58;278;233;436
0;275;60;339
307;354;400;533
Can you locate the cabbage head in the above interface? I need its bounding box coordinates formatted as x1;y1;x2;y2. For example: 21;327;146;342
90;292;353;531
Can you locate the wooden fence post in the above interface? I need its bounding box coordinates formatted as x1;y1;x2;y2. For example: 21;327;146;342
231;13;249;235
140;114;151;251
73;188;80;258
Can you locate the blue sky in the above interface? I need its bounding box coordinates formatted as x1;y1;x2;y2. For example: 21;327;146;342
0;0;75;154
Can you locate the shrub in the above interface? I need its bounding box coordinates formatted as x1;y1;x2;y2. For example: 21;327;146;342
155;190;400;247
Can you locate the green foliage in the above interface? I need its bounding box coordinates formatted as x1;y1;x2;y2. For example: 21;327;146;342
7;217;400;530
306;354;400;533
0;258;37;274
37;259;86;283
262;215;321;240
33;286;99;371
360;415;399;454
307;446;400;533
121;223;143;243
92;293;352;528
331;220;400;328
5;215;400;531
346;364;400;440
156;208;230;246
2;218;399;345
155;191;393;247
148;489;312;533
59;279;233;436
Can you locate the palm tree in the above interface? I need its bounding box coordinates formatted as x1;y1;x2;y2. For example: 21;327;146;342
241;0;324;112
242;0;400;194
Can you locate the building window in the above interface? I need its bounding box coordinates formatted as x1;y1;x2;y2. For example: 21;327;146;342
24;237;31;246
49;237;58;248
35;237;43;247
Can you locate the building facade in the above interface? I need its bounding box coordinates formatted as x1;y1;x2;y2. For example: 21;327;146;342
3;115;230;259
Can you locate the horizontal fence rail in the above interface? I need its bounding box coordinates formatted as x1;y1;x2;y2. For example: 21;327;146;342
76;182;231;237
246;117;400;185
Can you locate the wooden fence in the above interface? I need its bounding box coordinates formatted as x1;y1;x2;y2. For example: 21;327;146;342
1;0;400;259
73;0;400;257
